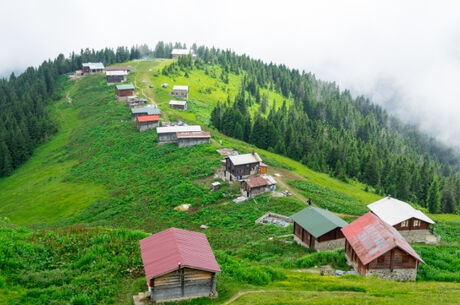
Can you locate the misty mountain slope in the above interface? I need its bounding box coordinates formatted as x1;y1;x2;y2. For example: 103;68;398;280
0;59;459;305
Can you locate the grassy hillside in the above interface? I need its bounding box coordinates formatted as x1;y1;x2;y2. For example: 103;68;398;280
0;59;458;305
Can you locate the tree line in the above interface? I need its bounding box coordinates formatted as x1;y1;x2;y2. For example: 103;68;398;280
158;45;460;214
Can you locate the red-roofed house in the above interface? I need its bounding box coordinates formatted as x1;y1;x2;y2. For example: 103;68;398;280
341;212;424;281
136;115;160;132
139;228;221;303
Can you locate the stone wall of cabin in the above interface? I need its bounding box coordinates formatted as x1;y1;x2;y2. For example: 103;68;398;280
366;268;417;281
315;238;345;251
158;132;178;143
150;268;216;303
399;229;435;243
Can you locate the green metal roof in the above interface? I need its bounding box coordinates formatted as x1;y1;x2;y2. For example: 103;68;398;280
116;84;134;90
290;207;348;238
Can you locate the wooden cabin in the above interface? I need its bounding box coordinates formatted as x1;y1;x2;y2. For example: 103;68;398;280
341;212;424;281
171;85;189;99
156;125;202;143
131;105;161;121
176;131;210;147
139;228;221;303
115;84;135;100
171;48;190;59
224;152;263;181
241;175;276;197
291;207;347;251
82;62;104;74
106;65;131;73
367;196;436;243
137;115;160;132
169;100;188;110
106;70;128;84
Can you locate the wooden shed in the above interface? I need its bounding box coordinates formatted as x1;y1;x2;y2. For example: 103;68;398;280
156;125;202;144
171;48;190;59
139;228;221;303
291;207;347;251
131;105;161;121
241;175;276;198
224;152;263;181
137;115;160;132
115;84;135;100
341;212;424;281
367;196;436;243
176;131;210;147
106;70;128;84
82;62;104;74
169;100;188;110
171;85;189;99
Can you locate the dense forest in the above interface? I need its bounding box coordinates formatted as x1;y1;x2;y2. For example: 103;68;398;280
2;41;459;214
165;48;460;214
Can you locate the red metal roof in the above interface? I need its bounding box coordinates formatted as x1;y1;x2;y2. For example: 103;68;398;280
341;212;424;265
176;131;211;139
106;66;131;71
139;228;221;280
246;176;269;188
137;115;160;123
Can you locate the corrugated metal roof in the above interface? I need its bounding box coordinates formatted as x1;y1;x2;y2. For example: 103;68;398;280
341;212;424;265
106;66;131;71
137;115;160;123
262;174;277;185
116;84;135;90
156;125;202;134
173;85;189;91
131;105;161;115
246;176;269;188
82;62;105;70
171;49;190;55
176;131;210;139
139;228;221;280
106;70;128;76
169;100;187;106
290;207;348;238
228;153;262;166
367;196;435;226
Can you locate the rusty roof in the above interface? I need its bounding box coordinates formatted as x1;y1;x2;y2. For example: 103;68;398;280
106;66;131;71
246;176;269;188
341;212;424;265
176;131;211;139
139;228;221;280
137;115;160;123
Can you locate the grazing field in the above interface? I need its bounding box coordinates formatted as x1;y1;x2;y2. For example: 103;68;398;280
0;59;458;305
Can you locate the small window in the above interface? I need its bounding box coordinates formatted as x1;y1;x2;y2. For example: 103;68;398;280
401;220;408;227
413;219;420;227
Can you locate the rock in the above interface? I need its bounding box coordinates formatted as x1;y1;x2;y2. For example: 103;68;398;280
200;224;209;229
320;265;335;276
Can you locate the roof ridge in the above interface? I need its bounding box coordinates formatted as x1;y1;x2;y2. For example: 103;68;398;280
170;228;185;269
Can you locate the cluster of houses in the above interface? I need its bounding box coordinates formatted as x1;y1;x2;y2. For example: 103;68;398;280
169;85;189;111
290;195;436;281
136;195;437;303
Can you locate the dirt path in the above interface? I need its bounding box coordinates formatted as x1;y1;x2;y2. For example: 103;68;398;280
269;167;309;204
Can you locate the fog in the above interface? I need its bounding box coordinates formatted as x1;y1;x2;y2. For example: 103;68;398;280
1;0;460;148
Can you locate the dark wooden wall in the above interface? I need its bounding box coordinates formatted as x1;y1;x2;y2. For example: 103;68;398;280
225;159;259;178
393;218;430;231
293;222;316;249
116;88;134;97
150;268;215;302
317;227;344;242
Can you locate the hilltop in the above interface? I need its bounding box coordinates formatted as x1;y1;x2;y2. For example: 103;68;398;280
0;57;459;305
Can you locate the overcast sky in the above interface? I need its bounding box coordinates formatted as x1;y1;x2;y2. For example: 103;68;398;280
1;0;460;149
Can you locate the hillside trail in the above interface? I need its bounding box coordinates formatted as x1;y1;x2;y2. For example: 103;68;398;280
133;66;156;106
222;289;362;305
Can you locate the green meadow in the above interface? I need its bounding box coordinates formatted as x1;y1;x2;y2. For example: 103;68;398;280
0;59;458;305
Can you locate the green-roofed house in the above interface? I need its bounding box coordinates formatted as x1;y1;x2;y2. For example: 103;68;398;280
115;83;135;100
291;207;348;251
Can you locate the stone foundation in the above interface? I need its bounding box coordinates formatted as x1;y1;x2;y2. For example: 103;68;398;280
294;235;344;252
366;268;417;281
399;229;438;244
